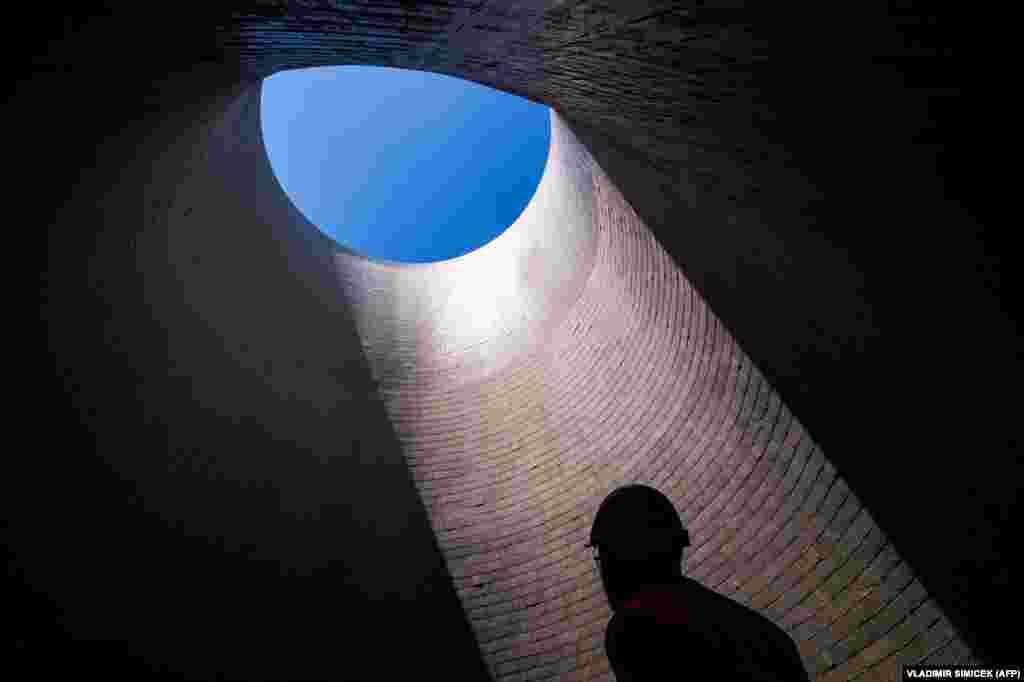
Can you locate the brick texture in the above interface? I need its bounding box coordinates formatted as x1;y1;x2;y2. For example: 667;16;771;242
329;110;973;679
24;2;1012;680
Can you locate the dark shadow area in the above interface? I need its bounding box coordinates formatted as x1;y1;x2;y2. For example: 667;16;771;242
18;14;491;680
15;2;1017;676
564;1;1016;664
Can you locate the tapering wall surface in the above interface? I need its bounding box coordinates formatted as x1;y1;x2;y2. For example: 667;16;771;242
331;108;974;680
21;2;1016;680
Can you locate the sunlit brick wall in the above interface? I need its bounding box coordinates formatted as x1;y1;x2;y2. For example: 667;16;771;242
325;113;972;680
28;3;1001;679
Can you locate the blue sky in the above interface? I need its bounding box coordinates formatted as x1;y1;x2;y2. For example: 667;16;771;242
261;66;551;263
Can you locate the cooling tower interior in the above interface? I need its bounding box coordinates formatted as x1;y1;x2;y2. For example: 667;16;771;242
18;3;1016;680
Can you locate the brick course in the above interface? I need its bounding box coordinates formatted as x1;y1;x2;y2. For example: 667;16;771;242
25;2;1005;679
327;112;974;679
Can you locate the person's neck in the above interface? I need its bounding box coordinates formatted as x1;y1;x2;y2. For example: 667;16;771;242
620;580;689;623
637;576;682;592
622;577;683;603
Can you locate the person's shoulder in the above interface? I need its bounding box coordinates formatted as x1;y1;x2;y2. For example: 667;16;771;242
675;578;808;674
679;581;806;651
678;578;786;632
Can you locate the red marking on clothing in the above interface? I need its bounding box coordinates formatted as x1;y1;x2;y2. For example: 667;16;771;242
622;591;689;626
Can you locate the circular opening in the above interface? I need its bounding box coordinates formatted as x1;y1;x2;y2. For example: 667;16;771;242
261;66;551;263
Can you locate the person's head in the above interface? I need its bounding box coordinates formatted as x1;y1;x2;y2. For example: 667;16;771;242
587;485;689;611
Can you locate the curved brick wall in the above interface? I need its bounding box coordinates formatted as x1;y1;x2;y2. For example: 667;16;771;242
23;3;1014;681
323;108;974;679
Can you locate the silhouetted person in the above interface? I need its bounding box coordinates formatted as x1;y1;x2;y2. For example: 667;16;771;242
588;485;811;681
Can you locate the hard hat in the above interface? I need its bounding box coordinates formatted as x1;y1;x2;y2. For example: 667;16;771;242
587;484;690;561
